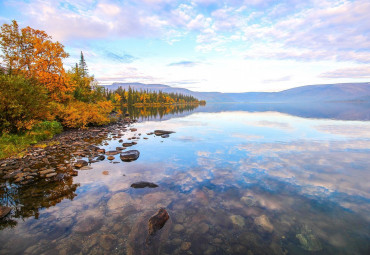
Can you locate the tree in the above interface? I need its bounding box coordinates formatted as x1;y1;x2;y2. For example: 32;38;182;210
79;51;88;77
0;20;73;102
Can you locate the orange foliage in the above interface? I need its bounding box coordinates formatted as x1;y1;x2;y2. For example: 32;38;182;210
0;20;73;102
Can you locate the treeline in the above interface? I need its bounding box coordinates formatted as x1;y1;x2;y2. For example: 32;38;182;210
105;86;206;106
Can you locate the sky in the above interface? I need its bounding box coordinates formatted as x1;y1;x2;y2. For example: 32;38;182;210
0;0;369;92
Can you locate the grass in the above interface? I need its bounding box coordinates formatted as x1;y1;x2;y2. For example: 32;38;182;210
0;121;63;160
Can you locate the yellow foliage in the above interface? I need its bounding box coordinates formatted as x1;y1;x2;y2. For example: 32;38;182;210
57;100;113;129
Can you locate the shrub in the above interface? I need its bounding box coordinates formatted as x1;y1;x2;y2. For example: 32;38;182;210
57;100;113;129
0;74;49;133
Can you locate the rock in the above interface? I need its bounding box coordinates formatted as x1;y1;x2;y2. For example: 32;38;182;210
122;142;134;147
70;170;78;176
148;208;170;236
181;242;191;251
131;182;158;188
74;216;103;234
102;171;109;175
254;215;273;232
120;150;140;162
0;206;11;218
230;215;245;227
107;192;132;211
107;156;115;160
154;130;175;136
100;234;116;250
45;173;57;178
106;150;119;155
161;134;169;138
96;155;105;161
130;128;137;132
39;168;55;175
199;222;209;234
80;166;93;170
74;160;88;169
116;147;125;151
296;226;322;251
173;224;184;232
97;149;105;153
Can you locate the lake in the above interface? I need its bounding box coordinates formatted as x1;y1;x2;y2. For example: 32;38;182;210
1;103;370;254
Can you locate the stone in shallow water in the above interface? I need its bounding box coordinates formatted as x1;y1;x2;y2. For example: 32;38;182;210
107;192;132;211
73;216;103;234
120;150;140;162
154;130;175;136
254;215;273;232
96;155;105;161
74;160;88;169
230;215;245;227
173;224;184;232
296;226;322;251
148;208;169;236
181;242;191;251
106;150;119;155
0;206;11;218
130;182;158;188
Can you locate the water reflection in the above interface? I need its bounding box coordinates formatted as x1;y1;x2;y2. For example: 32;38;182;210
0;104;370;254
122;104;201;121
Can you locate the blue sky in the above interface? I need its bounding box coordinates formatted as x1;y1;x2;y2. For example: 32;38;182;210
0;0;369;92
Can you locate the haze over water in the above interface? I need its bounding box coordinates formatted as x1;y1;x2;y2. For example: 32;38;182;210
1;103;370;254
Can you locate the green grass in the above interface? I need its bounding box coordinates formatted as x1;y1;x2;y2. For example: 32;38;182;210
0;121;63;159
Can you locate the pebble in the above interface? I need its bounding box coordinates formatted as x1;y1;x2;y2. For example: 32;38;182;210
181;242;191;251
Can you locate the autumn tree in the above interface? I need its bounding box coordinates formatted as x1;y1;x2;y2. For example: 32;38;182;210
0;20;73;101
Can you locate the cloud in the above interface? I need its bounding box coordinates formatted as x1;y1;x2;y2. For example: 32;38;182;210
168;61;199;67
319;66;370;79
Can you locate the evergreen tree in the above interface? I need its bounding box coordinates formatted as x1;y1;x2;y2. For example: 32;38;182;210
79;51;88;77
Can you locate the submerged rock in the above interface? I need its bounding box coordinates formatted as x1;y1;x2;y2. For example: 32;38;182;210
0;206;11;218
122;142;134;147
161;134;169;138
296;226;322;251
230;215;245;227
148;208;169;236
120;150;140;162
154;130;175;136
131;182;158;188
254;215;274;232
96;155;105;161
73;216;103;234
106;150;119;155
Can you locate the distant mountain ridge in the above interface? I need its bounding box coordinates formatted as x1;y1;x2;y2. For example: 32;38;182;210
100;82;370;103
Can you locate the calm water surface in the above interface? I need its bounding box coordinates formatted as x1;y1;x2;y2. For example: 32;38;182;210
1;103;370;254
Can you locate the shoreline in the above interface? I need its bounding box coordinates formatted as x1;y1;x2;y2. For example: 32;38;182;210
0;118;136;186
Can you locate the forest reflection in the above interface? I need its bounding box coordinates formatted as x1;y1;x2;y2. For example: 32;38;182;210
122;104;201;121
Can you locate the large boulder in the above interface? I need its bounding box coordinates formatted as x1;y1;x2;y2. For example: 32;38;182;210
120;150;140;162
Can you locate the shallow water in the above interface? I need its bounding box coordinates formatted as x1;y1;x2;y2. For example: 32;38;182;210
1;103;370;254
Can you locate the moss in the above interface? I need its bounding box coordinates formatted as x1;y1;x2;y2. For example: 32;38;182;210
0;121;62;159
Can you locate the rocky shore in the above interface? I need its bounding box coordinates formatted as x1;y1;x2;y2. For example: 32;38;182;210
0;118;138;187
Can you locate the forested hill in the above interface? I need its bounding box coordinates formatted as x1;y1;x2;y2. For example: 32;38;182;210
101;82;370;103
